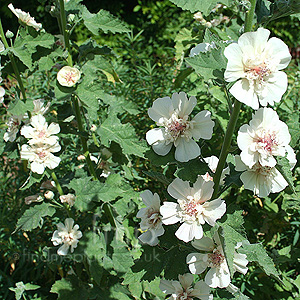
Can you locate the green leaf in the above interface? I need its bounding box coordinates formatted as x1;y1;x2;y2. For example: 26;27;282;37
98;114;148;157
8;98;34;116
143;170;172;185
9;282;40;300
15;203;55;232
176;158;210;183
269;0;300;21
275;156;295;193
185;47;227;81
174;27;197;60
82;7;130;35
240;242;280;280
50;276;89;300
287;113;300;148
218;209;247;276
69;176;101;211
169;0;232;15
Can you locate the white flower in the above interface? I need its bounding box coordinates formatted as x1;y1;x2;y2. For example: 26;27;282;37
8;3;42;31
160;176;226;243
160;273;213;300
21;114;60;146
0;85;5;104
146;92;215;162
32;99;50;116
235;155;288;198
60;193;76;207
136;190;164;246
3;114;25;142
57;66;81;87
237;107;296;168
51;218;82;255
186;233;248;288
20;142;61;174
190;42;216;57
224;28;291;109
202;155;230;184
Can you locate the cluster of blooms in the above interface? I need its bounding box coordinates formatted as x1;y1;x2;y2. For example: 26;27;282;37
20;113;61;174
8;3;42;31
224;28;296;197
138;26;297;299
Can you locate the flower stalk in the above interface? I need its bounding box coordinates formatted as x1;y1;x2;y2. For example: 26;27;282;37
212;0;257;199
0;19;27;100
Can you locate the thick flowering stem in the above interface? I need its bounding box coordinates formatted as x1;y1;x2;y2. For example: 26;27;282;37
72;95;98;180
212;0;257;199
0;19;27;100
59;0;73;66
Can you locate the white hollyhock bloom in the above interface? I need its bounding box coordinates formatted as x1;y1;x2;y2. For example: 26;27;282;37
60;193;76;207
160;176;226;243
160;273;213;300
224;28;291;109
8;3;42;31
146;92;215;162
3;114;25;142
137;190;164;246
186;233;248;288
57;66;81;87
0;86;5;104
20;142;61;174
235;155;288;198
21;114;60;146
32;99;50;116
51;218;82;256
202;155;230;184
190;42;216;57
237;107;296;169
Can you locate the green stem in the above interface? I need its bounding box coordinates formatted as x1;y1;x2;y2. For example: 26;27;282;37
72;95;98;180
212;0;257;199
51;171;64;196
0;19;27;100
59;0;73;66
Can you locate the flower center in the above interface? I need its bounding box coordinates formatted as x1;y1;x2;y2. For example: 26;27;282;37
254;129;278;154
165;114;190;140
37;150;47;160
177;292;192;300
63;232;74;244
65;72;76;84
252;163;273;176
208;249;225;267
147;209;162;228
178;196;202;221
244;59;271;84
38;130;46;138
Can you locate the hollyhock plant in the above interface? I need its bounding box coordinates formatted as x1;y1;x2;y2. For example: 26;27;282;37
57;66;81;87
235;155;289;198
160;176;226;243
202;155;230;184
51;218;82;256
20;142;61;174
136;190;164;246
146;92;215;162
186;233;248;288
8;3;42;31
21;114;60;146
237;107;296;169
224;28;291;109
159;273;213;300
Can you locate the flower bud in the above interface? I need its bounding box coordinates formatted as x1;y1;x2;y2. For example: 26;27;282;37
44;190;54;200
6;30;14;39
57;66;81;87
60;193;76;206
90;124;97;132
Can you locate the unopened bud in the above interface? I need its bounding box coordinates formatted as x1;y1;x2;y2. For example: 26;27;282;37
90;124;97;132
68;14;75;23
77;155;85;161
6;30;14;39
44;190;54;200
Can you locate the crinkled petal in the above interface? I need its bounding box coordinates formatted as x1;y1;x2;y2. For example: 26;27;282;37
160;202;181;225
191;236;215;252
191;110;214;140
167;178;191;200
175;138;200;162
148;97;173;122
